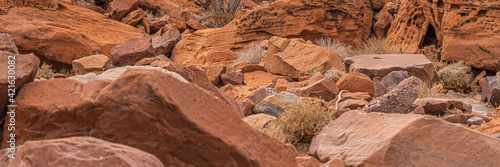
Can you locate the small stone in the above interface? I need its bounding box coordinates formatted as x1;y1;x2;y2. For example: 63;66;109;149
467;117;484;125
221;72;244;85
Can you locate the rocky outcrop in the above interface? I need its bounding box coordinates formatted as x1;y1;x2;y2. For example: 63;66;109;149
413;98;473;115
0;0;59;14
0;137;164;166
441;0;500;72
310;111;500;166
171;0;373;68
72;54;110;75
386;0;444;53
3;69;297;166
111;38;155;67
345;54;439;82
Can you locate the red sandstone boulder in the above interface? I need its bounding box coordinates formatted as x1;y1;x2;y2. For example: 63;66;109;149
0;33;18;54
111;38;155;67
4;69;297;166
0;3;147;66
107;0;139;20
363;77;422;114
0;137;164;166
310;111;500;166
336;72;374;97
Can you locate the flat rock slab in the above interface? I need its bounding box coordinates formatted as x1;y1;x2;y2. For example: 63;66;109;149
345;54;439;81
310;111;500;166
413;98;473;115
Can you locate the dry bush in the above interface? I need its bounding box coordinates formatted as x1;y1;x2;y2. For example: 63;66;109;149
264;99;332;145
58;68;73;77
437;61;473;92
307;66;326;76
356;37;402;55
233;42;264;65
314;37;355;58
145;8;169;20
199;0;242;28
485;102;499;118
417;81;443;98
35;62;55;79
323;68;345;83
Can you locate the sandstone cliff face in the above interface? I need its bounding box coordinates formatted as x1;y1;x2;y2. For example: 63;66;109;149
441;0;500;72
171;0;373;68
386;0;445;54
0;0;59;14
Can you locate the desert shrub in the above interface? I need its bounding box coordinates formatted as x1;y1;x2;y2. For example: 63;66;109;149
58;68;73;77
356;37;402;55
417;81;443;98
199;0;242;28
307;66;325;76
35;62;55;79
485;102;499;118
437;61;473;92
264;99;332;145
233;42;264;65
323;68;345;83
314;37;355;58
145;8;169;20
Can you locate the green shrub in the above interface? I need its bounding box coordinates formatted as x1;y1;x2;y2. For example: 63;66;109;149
264;99;332;145
35;62;55;79
437;61;473;92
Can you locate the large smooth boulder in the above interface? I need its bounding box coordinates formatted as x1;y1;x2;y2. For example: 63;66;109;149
171;0;373;68
363;77;422;113
335;72;374;97
345;54;439;81
0;3;147;66
0;137;163;166
4;69;297;166
310;111;500;166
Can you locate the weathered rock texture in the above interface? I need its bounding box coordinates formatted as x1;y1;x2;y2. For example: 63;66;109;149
171;0;373;68
310;111;500;166
3;69;297;166
363;77;422;113
0;0;59;14
0;137;164;166
441;0;500;72
0;3;147;66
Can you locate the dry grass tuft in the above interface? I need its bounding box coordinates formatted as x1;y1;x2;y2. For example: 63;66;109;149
323;68;345;83
199;0;242;28
36;62;55;79
264;99;332;145
314;37;355;58
417;81;443;98
437;61;473;92
307;66;326;76
233;42;264;65
356;37;402;55
485;102;499;118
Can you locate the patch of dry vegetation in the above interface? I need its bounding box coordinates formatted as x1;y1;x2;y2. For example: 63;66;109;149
323;68;345;83
437;61;473;92
233;42;264;65
264;99;332;145
314;37;355;58
35;62;55;79
314;36;402;58
417;81;443;98
199;0;242;28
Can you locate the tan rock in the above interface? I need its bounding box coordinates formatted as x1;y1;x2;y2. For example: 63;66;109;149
0;137;164;166
121;9;146;26
321;157;345;167
206;64;226;86
72;54;110;75
134;56;159;66
244;71;274;87
336;72;374;96
276;79;290;93
0;3;147;66
295;78;339;101
412;98;473;115
186;19;208;30
152;27;180;55
150;60;178;71
310;111;500;166
238;98;254;116
107;0;139;20
477;117;500;135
